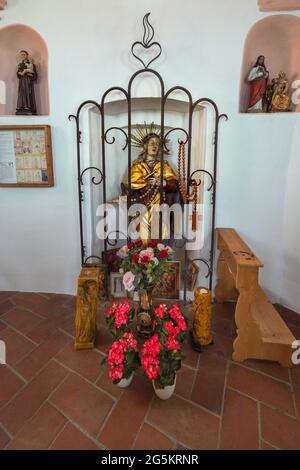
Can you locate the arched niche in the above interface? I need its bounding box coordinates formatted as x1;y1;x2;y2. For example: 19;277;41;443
78;96;209;262
0;24;49;116
239;14;300;113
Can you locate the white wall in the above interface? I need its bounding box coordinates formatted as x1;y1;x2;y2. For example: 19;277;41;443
0;0;299;312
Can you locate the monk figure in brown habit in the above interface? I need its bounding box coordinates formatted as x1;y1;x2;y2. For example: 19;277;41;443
16;50;38;115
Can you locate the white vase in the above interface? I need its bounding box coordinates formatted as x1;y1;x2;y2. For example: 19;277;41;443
116;373;134;388
152;375;176;400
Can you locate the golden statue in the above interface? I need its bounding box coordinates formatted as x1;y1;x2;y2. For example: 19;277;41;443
75;267;100;350
122;124;180;241
271;72;290;112
192;287;213;348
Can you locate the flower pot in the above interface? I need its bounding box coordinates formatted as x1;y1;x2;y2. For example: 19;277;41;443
152;375;176;400
117;373;134;388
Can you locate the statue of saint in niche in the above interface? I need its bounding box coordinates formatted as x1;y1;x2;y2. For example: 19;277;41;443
271;71;290;112
16;50;38;115
121;124;181;241
247;55;269;113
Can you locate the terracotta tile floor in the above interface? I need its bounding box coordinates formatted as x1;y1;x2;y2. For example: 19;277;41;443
0;292;300;450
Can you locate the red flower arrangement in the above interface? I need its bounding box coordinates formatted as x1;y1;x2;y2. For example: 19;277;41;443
105;298;135;339
106;332;140;384
117;240;173;293
103;300;188;389
141;304;188;388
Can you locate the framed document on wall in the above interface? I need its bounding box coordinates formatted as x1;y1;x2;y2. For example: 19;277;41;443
0;125;54;187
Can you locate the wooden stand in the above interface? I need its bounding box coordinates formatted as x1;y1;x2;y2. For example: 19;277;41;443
215;228;295;367
75;267;100;350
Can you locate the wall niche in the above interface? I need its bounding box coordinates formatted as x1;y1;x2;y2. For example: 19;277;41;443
0;24;49;116
258;0;300;11
239;14;300;113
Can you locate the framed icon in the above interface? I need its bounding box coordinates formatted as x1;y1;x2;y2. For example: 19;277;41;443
153;261;181;300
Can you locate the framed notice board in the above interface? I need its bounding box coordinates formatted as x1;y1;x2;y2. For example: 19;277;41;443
0;125;54;187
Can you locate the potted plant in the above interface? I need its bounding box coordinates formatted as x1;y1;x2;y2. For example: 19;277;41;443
105;332;140;388
141;303;188;399
105;298;135;339
117;240;173;337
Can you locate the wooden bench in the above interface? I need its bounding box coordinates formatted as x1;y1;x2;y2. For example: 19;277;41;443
215;228;295;367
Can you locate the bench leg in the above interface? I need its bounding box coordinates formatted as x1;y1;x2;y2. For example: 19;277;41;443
215;251;238;303
232;287;256;364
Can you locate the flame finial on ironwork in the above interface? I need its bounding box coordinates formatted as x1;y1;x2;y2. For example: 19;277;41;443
131;13;162;69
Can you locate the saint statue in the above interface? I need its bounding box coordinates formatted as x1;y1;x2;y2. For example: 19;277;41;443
271;71;290;112
16;50;38;115
121;124;181;241
247;55;269;113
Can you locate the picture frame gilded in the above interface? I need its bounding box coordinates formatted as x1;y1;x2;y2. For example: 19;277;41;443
0;125;54;187
153;261;181;300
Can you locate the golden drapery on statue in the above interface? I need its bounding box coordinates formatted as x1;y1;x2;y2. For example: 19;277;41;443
122;124;181;241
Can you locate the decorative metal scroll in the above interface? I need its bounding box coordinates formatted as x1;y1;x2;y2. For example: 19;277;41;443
69;13;228;301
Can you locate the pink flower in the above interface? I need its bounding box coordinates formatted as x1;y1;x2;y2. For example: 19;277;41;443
154;304;167;318
165;336;180;351
123;271;135;292
139;249;154;264
117;245;129;259
106;302;118;317
108;365;124;382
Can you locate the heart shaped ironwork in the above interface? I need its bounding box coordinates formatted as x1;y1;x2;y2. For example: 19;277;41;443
131;13;162;69
131;41;162;69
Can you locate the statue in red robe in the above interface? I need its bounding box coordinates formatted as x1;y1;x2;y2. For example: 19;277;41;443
247;56;269;113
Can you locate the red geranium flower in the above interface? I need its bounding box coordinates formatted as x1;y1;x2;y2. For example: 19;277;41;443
127;241;135;250
135;240;143;247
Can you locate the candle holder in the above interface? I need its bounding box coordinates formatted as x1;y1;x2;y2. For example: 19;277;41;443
192;287;213;351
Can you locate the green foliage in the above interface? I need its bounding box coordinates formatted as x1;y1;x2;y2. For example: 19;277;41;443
154;348;182;389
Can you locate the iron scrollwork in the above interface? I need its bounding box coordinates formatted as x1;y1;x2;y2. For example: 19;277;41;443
69;12;227;300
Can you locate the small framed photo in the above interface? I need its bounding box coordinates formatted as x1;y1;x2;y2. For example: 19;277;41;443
110;273;126;299
0;125;54;187
186;260;199;291
153;261;181;300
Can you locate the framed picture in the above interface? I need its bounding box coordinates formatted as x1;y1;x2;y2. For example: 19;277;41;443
153;261;181;300
110;273;126;299
102;248;121;274
0;125;54;187
186;260;199;291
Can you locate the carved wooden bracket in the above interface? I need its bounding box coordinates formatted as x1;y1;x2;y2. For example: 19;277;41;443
258;0;300;11
0;0;7;10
